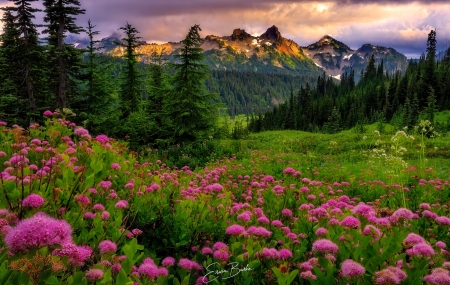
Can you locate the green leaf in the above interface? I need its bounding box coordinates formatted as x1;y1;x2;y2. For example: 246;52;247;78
181;273;191;285
45;276;60;284
248;260;260;269
286;270;299;285
115;269;128;285
272;267;286;285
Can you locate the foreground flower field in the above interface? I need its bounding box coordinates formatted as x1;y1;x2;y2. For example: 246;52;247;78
1;114;450;285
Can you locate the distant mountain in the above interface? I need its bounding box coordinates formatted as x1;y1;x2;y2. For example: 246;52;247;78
303;35;408;80
66;26;409;80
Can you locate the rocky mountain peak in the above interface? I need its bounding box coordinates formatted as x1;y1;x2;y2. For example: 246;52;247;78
230;28;252;41
260;25;282;41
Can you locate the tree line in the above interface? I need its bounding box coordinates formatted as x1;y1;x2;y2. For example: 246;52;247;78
0;0;218;148
248;30;450;134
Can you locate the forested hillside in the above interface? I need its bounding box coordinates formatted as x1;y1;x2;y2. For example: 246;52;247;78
205;70;317;116
248;30;450;135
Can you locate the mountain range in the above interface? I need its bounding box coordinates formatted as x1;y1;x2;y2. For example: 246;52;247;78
69;25;408;80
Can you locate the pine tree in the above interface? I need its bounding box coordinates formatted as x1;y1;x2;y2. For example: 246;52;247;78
364;54;377;81
424;29;437;88
284;86;295;129
83;20;116;133
117;22;144;118
403;97;413;128
424;86;437;123
166;24;220;143
8;0;43;121
42;0;85;109
0;8;22;123
325;106;341;134
148;49;169;114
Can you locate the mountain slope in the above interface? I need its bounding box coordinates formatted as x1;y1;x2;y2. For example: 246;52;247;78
67;26;409;80
303;35;408;80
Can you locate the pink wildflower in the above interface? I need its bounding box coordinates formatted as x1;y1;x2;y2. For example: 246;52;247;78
260;247;278;259
161;257;175;267
178;258;202;270
43;110;53;117
404;233;425;245
138;263;159;278
423;210;438;219
278;248;293;260
212;242;228;251
362;225;382;240
300;271;317;280
272;220;283;227
435;216;450;226
95;134;110;144
202;247;213;255
283;167;296;175
247;226;271;237
213;250;229;261
93;204;105;211
375;267;407;285
5;212;72;252
22;194;45;208
257;216;270;223
98;240;117;254
341;259;365;277
406;243;435;257
315;227;328;236
75;195;90;205
340;216;361;228
423;268;450;285
115;200;129;209
197;276;208;284
390;208;414;223
226;224;246;236
83;212;96;219
281;208;293;217
237;211;252;222
99;180;112;190
312;239;338;254
111;163;121;170
85;269;103;281
101;211;110;220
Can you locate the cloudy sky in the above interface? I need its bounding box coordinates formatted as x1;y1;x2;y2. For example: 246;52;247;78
1;0;450;58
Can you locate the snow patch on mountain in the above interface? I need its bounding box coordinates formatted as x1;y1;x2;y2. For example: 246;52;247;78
333;74;341;80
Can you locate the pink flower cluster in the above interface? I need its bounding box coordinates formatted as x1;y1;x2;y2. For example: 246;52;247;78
312;239;339;255
5;212;72;252
375;266;407;285
22;193;45;208
138;257;169;279
259;247;293;260
341;259;365;277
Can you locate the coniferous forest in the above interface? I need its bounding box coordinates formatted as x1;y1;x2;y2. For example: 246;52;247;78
4;1;450;285
248;31;450;134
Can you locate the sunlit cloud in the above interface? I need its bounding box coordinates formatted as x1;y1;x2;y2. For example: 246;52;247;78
0;0;449;58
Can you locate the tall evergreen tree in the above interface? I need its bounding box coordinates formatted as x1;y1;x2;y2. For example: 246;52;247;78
324;106;341;134
148;49;169;114
166;24;220;143
424;29;437;89
424;86;437;123
117;22;144;118
83;20;116;132
42;0;85;109
0;8;22;123
364;54;377;81
9;0;43;121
